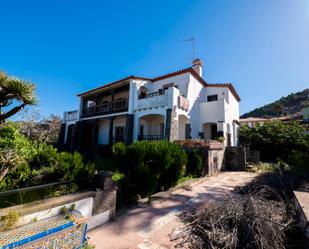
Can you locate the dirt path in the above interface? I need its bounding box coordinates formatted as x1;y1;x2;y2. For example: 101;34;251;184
88;171;257;249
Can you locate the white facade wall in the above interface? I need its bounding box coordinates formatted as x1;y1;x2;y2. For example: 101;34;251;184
199;99;226;123
64;69;240;145
186;75;204;138
149;73;190;96
225;90;240;146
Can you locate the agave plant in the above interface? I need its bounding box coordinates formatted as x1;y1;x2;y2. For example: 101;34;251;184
0;71;37;122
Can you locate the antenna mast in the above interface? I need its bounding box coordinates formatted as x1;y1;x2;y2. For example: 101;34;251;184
183;38;195;61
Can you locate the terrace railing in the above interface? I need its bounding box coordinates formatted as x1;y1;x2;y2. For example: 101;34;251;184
83;98;128;117
0;175;96;209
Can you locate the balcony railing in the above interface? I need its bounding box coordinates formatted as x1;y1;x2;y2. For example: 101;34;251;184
82;98;128;117
139;90;164;99
136;92;168;110
138;135;164;141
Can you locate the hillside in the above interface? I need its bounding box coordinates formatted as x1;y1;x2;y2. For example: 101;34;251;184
241;89;309;118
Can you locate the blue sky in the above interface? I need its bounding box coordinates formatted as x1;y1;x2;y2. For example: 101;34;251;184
0;0;308;118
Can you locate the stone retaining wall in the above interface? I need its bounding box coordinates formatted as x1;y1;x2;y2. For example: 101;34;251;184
224;146;247;171
294;191;309;239
175;140;225;176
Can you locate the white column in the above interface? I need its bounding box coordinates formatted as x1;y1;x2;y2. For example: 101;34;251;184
128;80;135;114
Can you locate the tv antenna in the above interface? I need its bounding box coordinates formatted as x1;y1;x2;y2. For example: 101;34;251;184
183;37;195;61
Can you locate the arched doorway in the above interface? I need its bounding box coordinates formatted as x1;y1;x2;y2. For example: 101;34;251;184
138;114;165;141
178;115;189;140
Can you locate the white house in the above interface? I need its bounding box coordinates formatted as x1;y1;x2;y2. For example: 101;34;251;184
59;59;240;151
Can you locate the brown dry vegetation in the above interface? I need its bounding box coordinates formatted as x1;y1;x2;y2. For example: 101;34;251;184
176;172;309;249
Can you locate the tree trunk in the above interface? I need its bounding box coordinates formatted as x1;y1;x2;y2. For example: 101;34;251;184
0;167;9;181
0;104;26;122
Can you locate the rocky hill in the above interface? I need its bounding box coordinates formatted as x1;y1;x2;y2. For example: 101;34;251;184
241;89;309;118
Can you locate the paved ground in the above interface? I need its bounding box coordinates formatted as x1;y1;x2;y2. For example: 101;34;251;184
88;172;257;249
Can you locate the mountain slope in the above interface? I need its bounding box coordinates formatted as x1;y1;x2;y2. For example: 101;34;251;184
241;89;309;118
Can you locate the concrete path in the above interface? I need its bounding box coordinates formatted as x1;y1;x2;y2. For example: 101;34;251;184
88;172;257;249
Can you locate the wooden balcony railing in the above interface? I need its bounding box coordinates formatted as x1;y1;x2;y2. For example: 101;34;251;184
82;99;128;116
138;135;164;141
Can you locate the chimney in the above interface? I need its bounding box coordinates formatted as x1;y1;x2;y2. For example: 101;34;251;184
192;58;203;77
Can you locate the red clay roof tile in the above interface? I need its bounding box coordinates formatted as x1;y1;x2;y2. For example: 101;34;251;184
77;68;240;102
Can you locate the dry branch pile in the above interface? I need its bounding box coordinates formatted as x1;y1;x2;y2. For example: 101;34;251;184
172;172;309;248
175;187;295;249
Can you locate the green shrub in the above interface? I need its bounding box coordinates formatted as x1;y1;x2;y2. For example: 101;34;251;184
186;149;204;177
112;142;126;158
112;171;125;183
95;157;118;172
215;136;224;142
111;140;188;203
239;121;307;162
55;152;95;181
0;123;95;192
288;149;309;176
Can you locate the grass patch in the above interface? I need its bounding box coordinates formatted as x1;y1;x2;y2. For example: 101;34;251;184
176;175;194;185
247;162;283;173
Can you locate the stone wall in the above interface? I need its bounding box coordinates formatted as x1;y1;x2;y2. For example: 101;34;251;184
207;148;225;176
224;146;260;170
245;147;260;164
165;108;178;141
176;141;261;173
224;146;246;171
175;139;225;176
294;191;309;239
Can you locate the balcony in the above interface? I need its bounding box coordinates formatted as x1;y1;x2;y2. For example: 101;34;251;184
82;98;128;117
136;91;168;110
63;110;78;123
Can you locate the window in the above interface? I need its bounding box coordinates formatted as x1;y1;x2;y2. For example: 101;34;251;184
162;82;175;90
207;94;218;102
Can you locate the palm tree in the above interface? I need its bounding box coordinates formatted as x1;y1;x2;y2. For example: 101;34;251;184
0;72;37;123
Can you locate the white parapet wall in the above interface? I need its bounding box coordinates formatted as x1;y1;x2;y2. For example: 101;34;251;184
0;188;117;231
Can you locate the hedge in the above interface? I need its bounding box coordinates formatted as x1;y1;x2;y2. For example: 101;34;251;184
110;140;206;206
